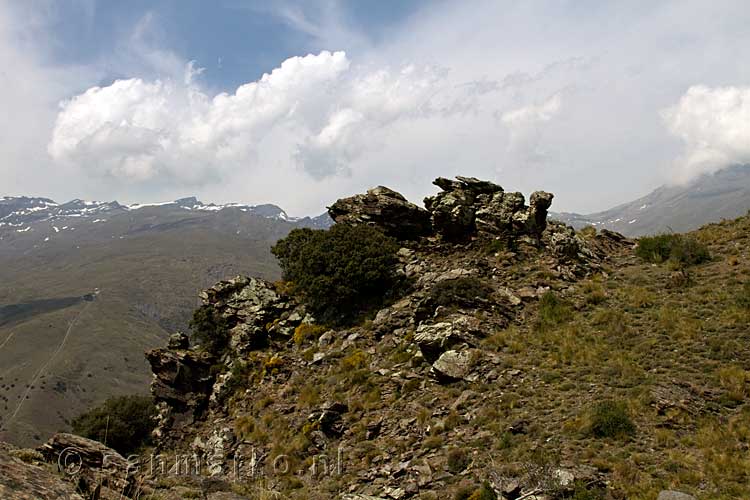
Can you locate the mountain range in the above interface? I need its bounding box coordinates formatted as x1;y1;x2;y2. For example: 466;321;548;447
0;196;329;446
3;165;750;448
552;164;750;236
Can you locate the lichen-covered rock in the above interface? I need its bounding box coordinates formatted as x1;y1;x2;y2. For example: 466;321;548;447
431;349;477;382
414;315;487;362
328;186;431;240
145;346;214;440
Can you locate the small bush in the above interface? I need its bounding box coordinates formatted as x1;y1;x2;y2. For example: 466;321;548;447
535;291;573;332
636;234;710;266
468;482;498;500
446;448;471;473
454;483;497;500
340;350;368;371
271;224;401;325
588;400;635;439
578;226;597;239
429;277;493;308
293;323;327;346
189;304;230;355
71;395;156;455
669;235;711;266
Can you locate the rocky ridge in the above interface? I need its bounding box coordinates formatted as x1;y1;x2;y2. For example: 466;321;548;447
137;177;633;499
5;176;718;499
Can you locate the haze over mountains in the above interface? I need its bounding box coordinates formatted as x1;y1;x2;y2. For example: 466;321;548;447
552;165;750;236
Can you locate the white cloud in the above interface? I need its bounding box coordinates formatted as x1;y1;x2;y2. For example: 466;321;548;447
5;1;750;215
49;51;459;188
501;94;561;127
663;85;750;182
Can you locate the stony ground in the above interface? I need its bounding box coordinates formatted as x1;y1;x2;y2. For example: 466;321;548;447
4;179;749;500
133;213;750;500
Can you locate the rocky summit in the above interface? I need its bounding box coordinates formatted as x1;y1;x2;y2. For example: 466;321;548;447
3;176;747;500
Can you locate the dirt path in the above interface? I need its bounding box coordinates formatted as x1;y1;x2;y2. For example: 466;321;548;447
0;330;15;352
4;300;92;427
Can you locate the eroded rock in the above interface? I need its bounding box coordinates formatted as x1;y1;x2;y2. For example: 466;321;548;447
328;186;432;240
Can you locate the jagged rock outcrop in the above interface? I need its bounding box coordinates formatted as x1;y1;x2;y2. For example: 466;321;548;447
424;176;554;241
138;176;634;499
146;339;214;443
328;186;432;240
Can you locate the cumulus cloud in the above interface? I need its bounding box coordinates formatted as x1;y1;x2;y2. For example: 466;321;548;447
663;85;750;182
49;51;455;186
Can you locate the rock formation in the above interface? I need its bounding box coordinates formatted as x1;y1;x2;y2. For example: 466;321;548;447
130;177;634;499
328;186;432;240
423;176;554;241
328;177;555;243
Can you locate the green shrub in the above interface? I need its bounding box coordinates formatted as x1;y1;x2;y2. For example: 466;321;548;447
636;234;710;266
446;447;471;473
454;483;497;500
271;224;401;325
293;323;327;346
635;234;676;263
189;304;230;355
71;395;156;455
588;400;635;439
468;483;498;500
571;481;606;500
429;277;493;308
534;291;573;332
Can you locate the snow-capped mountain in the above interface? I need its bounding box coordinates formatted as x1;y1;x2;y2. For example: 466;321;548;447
0;196;331;238
551;165;750;236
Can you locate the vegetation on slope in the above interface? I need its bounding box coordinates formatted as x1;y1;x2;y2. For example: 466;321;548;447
271;224;401;324
146;214;750;499
71;395;156;456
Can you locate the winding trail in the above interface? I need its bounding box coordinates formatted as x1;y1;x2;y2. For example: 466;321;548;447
0;329;15;352
4;300;92;427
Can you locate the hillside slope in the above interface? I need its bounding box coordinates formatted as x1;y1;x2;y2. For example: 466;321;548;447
553;165;750;236
123;177;749;499
0;197;330;447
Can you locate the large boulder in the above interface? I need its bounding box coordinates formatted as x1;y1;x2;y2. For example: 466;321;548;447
0;442;84;500
328;186;432;240
37;433;134;497
431;349;477;382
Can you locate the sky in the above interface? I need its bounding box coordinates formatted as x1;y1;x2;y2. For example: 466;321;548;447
3;0;750;216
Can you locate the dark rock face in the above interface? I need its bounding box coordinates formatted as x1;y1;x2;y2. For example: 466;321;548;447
145;345;214;443
425;176;554;241
328;176;559;243
328;186;432;240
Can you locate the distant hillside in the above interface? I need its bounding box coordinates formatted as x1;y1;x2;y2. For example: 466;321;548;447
0;196;331;446
552;165;750;236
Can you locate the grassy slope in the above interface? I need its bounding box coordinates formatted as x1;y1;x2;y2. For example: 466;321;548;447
162;216;750;500
0;209;292;446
